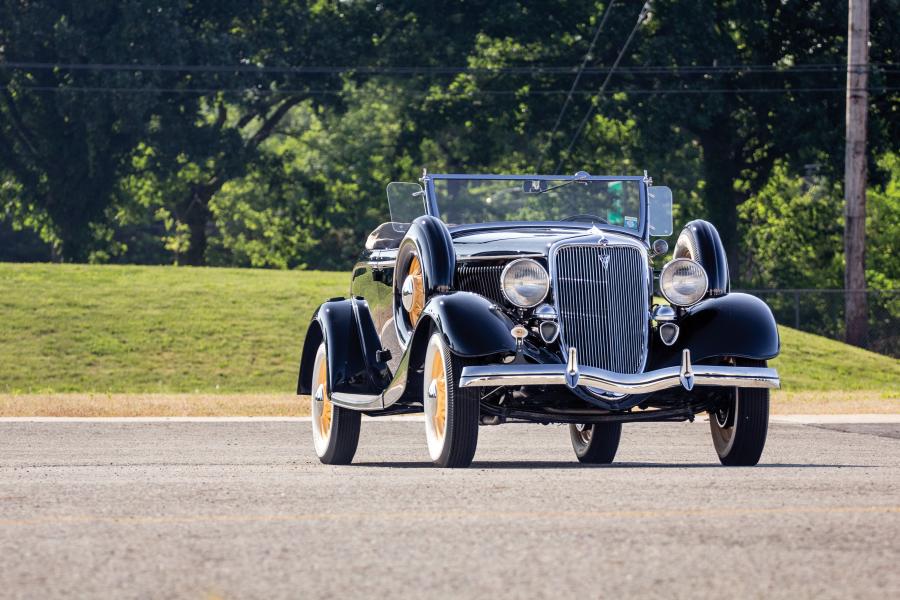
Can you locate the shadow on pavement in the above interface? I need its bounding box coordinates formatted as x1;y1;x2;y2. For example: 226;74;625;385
353;461;869;470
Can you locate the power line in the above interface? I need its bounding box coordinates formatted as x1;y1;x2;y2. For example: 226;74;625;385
0;60;894;76
555;1;651;174
9;84;896;96
540;1;618;172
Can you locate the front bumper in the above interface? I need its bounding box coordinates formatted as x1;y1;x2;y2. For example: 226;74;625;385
459;348;780;395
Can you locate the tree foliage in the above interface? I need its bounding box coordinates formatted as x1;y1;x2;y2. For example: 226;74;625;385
0;0;898;297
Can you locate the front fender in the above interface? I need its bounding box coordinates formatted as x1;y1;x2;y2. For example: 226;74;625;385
647;293;780;369
421;292;517;358
297;298;390;396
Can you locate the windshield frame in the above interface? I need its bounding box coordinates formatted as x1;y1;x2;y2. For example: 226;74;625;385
422;173;649;241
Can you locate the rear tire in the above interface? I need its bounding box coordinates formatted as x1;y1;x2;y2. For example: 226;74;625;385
709;359;769;466
423;332;479;468
569;423;622;464
311;343;361;465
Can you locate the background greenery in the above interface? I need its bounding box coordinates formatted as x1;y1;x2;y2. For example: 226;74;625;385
1;1;897;279
1;263;897;394
1;1;898;360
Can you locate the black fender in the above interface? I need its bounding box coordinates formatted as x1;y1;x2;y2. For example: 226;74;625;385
394;215;454;294
297;298;391;396
647;293;780;369
380;292;518;407
420;291;517;358
674;219;729;297
392;215;455;345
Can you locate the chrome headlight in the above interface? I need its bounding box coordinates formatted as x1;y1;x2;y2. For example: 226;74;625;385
501;258;550;308
659;258;708;306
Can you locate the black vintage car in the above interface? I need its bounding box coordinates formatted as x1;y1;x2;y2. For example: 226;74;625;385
298;171;780;468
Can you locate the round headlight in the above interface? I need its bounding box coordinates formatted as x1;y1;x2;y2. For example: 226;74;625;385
660;258;708;306
501;258;550;308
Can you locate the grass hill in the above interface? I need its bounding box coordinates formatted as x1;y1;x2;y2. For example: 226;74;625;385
1;263;898;395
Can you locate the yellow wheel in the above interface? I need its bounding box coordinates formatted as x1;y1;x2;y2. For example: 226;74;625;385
401;253;426;325
310;343;361;464
423;332;479;467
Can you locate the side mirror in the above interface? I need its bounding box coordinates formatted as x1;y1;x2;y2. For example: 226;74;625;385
648;186;673;237
386;181;426;232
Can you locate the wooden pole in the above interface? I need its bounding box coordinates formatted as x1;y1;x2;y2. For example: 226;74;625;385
843;0;869;347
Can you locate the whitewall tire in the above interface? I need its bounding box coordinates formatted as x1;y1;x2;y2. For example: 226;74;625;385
311;343;361;465
709;359;769;466
423;332;479;468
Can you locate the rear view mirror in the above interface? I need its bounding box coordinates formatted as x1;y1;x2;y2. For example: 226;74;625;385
523;180;547;193
648;186;673;237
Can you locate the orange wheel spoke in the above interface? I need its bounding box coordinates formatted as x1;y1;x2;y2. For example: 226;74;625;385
408;255;425;324
317;358;331;437
431;350;448;439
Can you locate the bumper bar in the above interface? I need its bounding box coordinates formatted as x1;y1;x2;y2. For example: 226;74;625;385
459;349;780;395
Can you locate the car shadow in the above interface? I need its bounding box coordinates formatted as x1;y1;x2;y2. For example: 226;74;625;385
352;461;869;470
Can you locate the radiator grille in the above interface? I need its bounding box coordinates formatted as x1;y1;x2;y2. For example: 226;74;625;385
454;262;505;305
553;244;648;374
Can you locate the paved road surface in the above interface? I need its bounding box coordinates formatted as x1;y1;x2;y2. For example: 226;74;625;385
1;419;898;599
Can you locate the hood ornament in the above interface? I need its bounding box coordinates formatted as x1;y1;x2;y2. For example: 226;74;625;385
589;224;608;245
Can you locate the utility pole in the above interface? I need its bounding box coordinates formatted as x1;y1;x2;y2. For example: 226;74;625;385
844;0;869;347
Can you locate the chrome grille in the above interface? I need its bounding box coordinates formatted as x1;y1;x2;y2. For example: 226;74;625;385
553;244;648;374
454;262;505;305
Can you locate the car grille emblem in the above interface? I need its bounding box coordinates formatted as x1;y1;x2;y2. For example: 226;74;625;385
599;252;610;270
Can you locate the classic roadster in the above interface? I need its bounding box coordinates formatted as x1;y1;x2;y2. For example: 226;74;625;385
298;171;780;468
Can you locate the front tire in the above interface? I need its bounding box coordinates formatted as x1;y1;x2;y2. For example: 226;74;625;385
709;359;769;466
569;423;622;464
423;332;479;468
311;343;361;465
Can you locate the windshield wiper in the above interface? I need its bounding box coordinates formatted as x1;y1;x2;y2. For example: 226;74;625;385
537;170;590;194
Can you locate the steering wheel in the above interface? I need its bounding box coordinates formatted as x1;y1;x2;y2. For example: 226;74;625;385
561;214;608;224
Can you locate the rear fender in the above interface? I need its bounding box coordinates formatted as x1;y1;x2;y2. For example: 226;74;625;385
297;298;390;395
647;293;780;369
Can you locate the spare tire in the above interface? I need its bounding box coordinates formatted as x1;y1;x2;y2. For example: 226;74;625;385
673;219;729;297
393;216;455;345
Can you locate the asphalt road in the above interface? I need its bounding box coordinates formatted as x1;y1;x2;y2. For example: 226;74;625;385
1;418;898;599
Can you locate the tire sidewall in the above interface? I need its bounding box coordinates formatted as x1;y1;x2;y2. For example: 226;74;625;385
710;391;740;457
423;332;450;462
311;343;332;458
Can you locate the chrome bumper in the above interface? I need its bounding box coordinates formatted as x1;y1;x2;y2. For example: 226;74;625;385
459;349;780;395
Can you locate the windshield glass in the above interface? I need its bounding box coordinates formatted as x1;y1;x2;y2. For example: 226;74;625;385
431;177;643;232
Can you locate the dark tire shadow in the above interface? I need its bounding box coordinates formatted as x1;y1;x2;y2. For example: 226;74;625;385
352;461;869;470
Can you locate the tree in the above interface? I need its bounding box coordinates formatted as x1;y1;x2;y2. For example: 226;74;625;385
0;2;162;259
126;0;376;265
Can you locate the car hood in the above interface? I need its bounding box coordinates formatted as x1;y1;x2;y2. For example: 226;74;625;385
451;225;640;260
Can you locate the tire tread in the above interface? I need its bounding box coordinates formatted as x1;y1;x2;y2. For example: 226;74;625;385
569;423;622;464
712;358;769;467
439;350;479;468
320;406;361;465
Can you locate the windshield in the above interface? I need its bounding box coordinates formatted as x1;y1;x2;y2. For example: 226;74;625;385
430;177;643;232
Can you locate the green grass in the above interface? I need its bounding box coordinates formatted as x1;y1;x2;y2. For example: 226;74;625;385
1;263;897;394
0;263;346;393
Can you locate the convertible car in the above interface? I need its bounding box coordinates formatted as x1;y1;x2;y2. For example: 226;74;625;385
297;171;780;468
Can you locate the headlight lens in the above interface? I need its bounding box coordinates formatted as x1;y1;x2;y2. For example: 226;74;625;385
501;258;550;308
660;258;708;306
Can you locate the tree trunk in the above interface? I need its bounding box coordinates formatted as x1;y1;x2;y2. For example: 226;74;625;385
180;189;213;267
844;0;869;347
